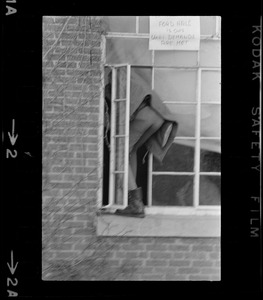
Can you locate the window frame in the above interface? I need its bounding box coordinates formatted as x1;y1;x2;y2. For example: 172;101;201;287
101;16;221;217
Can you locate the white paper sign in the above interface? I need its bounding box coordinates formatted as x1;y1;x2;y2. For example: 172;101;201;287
149;16;200;50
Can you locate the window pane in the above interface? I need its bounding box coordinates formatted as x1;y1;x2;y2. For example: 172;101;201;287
152;175;193;206
114;173;124;205
200;40;221;67
201;105;221;137
200;140;221;172
115;137;125;171
166;104;196;137
115;101;126;135
139;16;149;33
103;16;136;33
200;138;221;154
154;69;197;102
153;142;194;172
201;71;221;103
217;17;221;37
154;51;198;67
199;175;221;205
200;16;217;36
131;67;152;91
106;38;152;65
116;67;127;99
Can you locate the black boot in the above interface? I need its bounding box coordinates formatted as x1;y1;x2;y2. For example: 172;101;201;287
115;187;145;218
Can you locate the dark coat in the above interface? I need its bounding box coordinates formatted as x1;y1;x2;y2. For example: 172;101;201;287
105;70;179;162
130;70;179;162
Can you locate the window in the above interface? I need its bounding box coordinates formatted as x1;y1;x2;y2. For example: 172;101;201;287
99;16;221;236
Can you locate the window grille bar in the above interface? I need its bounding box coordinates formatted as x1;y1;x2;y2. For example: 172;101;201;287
108;67;117;206
107;64;131;208
193;68;202;208
147;153;153;207
163;101;220;105
152;172;195;175
123;65;131;208
106;63;220;71
200;172;221;176
163;101;197;105
199;137;220;140
114;134;128;138
147;60;155;207
105;33;221;40
136;16;139;34
113;98;127;102
215;16;220;37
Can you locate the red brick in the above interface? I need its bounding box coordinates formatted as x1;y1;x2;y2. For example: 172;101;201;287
146;260;168;267
209;252;220;260
150;251;172;260
192;260;213;267
168;244;191;251
114;251;126;259
146;244;168;251
172;252;185;259
192;245;214;252
51;182;73;189
74;214;89;221
211;275;221;281
178;267;201;274
43;17;55;24
88;129;98;136
200;268;220;275
64;220;86;228
141;274;165;280
52;166;73;173
185;252;208;260
154;267;177;274
189;275;211;281
131;237;154;244
214;260;221;267
49;243;73;251
106;260;121;267
169;260;191;267
214;245;220;252
149;237;175;244
122;244;145;251
54;251;75;260
125;251;148;259
135;267;154;274
165;274;187;280
48;174;64;181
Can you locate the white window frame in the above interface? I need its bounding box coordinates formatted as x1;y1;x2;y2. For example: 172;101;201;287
104;64;131;210
146;66;221;216
101;16;221;217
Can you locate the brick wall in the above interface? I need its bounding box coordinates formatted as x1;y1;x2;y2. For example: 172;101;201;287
42;16;220;281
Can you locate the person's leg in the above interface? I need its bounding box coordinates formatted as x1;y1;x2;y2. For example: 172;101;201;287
128;106;164;190
128;164;137;190
129;106;164;154
116;106;164;217
128;149;137;190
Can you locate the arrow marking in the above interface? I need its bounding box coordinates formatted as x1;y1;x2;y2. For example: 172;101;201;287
8;119;18;146
24;152;33;157
7;250;18;275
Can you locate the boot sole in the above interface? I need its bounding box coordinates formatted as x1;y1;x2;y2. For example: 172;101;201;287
115;211;145;218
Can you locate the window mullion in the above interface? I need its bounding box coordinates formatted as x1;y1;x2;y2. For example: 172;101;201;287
108;67;117;206
194;68;202;208
147;153;153;207
136;16;139;34
147;58;155;207
123;65;131;208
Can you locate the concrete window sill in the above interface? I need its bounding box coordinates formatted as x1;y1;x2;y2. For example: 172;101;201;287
97;212;220;237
